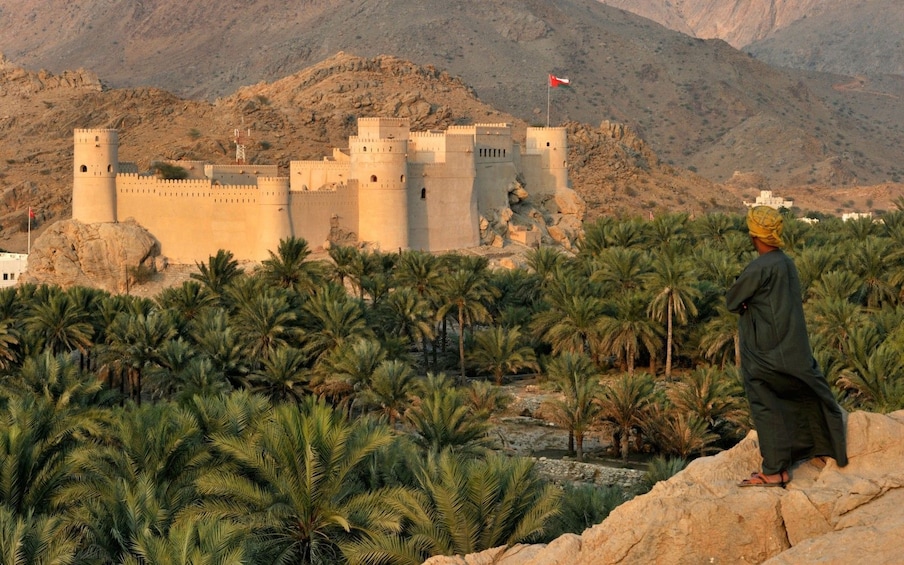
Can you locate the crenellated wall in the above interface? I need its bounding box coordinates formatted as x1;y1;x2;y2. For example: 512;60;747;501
70;118;567;262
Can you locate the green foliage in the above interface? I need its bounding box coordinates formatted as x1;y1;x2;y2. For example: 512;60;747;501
1;210;903;561
544;483;628;539
637;456;688;494
152;162;189;179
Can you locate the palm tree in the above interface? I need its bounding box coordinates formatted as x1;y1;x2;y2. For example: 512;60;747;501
525;246;567;288
195;399;395;564
190;309;250;388
465;380;513;418
648;212;689;251
144;338;198;400
644;407;721;459
646;253;700;378
596;372;657;462
405;383;493;456
793;246;840;299
0;321;19;372
691;213;734;249
25;291;94;356
698;304;741;368
436;267;496;382
598;292;661;375
312;338;385;404
836;341;904;412
231;290;299;363
668;367;749;440
468;326;538;385
0;395;103;516
156;280;218;328
378;287;435;365
123;516;247;565
191;249;241;299
845;237;897;308
589;246;651;297
62;403;210;563
531;292;607;363
343;450;561;565
261;236;324;296
808;269;860;303
0;506;79;565
692;247;741;292
4;351;112;409
103;310;176;403
247;345;311;404
543;352;602;461
328;245;360;291
395;250;443;368
358;359;419;424
808;297;865;353
577;217;616;259
301;285;372;363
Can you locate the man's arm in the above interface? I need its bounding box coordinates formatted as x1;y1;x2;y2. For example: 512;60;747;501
726;266;761;314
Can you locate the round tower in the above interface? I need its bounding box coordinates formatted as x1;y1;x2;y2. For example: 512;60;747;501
526;126;569;194
256;176;292;261
72;129;119;223
350;132;409;251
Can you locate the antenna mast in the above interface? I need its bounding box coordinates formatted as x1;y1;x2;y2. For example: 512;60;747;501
233;119;252;165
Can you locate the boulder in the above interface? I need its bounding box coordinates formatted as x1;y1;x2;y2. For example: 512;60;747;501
424;410;904;565
22;219;161;293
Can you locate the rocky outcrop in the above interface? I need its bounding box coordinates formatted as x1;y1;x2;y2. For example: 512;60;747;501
424;410;904;565
22;219;162;293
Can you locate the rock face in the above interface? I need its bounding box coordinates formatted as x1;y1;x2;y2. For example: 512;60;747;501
22;219;162;293
424;410;904;565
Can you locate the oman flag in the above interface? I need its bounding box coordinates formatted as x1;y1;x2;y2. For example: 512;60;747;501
549;74;571;88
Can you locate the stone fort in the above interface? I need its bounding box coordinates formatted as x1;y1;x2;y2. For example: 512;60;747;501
72;118;569;263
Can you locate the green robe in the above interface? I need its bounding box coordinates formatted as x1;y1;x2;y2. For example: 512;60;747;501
727;249;847;474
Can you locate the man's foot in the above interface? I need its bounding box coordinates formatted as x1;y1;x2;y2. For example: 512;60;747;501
738;470;789;488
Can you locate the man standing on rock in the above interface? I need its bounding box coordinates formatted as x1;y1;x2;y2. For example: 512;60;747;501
727;206;847;487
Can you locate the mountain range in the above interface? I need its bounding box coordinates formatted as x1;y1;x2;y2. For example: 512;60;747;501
597;0;904;78
1;0;902;253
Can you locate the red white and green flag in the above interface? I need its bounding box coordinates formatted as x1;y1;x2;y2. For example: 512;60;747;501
549;74;571;88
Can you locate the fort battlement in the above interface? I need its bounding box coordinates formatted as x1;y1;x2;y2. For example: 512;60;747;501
71;117;568;262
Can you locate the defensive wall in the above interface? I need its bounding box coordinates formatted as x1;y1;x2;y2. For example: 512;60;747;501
71;118;568;263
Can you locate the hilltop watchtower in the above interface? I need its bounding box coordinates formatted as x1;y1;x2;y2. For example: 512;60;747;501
72;129;119;223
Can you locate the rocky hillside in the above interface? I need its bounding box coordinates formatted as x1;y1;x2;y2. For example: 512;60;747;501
2;0;903;190
426;409;904;565
3;52;902;255
598;0;904;78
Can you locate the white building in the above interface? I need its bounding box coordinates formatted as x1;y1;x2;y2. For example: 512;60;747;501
0;253;27;288
743;190;793;210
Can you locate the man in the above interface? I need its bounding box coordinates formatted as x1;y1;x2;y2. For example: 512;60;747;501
727;206;847;487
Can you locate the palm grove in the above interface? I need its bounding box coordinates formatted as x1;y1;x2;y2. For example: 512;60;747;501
1;208;903;564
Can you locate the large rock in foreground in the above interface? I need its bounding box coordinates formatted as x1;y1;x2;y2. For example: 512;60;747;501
22;219;161;293
425;410;904;565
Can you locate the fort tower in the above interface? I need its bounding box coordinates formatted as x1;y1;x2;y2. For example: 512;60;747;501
351;118;410;250
256;176;292;260
524;127;569;196
72;129;119;223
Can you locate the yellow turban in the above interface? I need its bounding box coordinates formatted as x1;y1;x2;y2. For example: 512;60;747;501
747;206;784;248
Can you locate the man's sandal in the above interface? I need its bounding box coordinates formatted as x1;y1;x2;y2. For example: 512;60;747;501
738;470;789;488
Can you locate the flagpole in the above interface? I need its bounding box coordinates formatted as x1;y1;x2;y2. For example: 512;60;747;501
27;207;31;255
546;78;551;127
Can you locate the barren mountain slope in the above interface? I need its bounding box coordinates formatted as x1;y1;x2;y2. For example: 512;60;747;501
2;0;903;189
597;0;834;48
746;1;904;78
2;52;750;253
597;0;904;78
